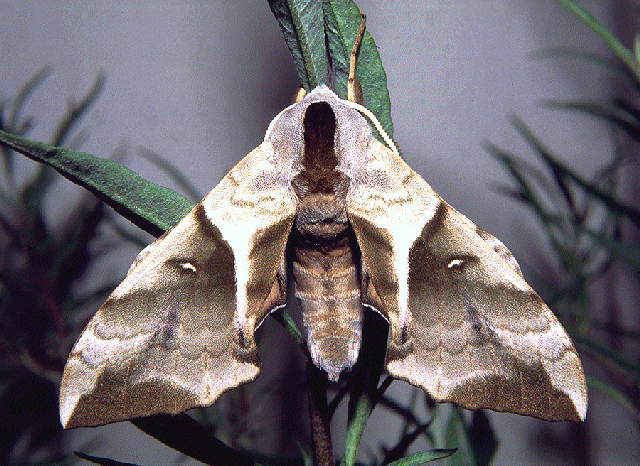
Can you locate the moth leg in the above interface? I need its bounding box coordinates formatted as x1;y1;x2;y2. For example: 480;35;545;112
348;14;366;104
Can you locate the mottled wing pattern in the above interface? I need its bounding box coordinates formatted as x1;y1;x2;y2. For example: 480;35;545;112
59;142;297;428
339;112;586;421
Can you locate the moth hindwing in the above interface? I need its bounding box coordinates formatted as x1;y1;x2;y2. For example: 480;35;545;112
59;86;586;428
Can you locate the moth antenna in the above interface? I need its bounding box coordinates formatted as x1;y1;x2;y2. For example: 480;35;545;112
345;15;399;156
343;99;400;157
292;87;307;103
348;14;366;104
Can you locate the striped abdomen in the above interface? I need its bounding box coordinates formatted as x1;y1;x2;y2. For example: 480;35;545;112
292;194;363;382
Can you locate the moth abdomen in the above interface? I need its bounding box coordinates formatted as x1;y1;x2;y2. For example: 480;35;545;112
292;227;363;381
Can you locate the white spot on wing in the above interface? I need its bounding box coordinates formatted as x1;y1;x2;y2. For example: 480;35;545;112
448;258;464;269
179;262;197;272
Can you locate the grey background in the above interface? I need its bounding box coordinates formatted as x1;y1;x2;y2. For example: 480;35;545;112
2;0;639;464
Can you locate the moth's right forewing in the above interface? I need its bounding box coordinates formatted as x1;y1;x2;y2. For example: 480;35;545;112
335;100;586;421
60;139;298;428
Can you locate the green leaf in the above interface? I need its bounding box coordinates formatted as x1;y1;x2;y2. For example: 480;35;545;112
74;451;139;466
444;410;466;466
3;65;52;135
268;0;328;90
50;198;105;293
380;422;432;464
444;409;497;466
531;47;637;85
583;226;640;272
588;319;640;341
543;99;640;141
377;392;428;436
342;389;371;466
298;443;315;466
323;0;394;137
509;115;640;228
483;140;563;247
556;0;640;79
131;414;258;466
51;71;105;147
587;375;640;423
270;307;304;346
386;449;457;466
465;410;498;466
267;0;394;138
0;130;193;236
572;333;640;378
137;146;203;203
18;72;105;221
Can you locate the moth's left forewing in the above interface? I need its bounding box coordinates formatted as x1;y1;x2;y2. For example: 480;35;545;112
335;101;586;421
60;204;253;427
60;129;299;427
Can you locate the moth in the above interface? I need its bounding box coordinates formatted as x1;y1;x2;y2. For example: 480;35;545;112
59;33;587;431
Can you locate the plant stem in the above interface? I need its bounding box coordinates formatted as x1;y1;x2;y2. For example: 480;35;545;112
308;364;335;466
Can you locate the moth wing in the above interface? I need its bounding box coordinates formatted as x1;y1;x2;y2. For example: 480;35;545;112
60;141;296;428
344;137;587;421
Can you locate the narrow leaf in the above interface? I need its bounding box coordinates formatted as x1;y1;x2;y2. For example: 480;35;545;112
342;312;388;466
543;99;640;141
378;395;429;435
6;65;53;133
573;333;640;378
323;0;394;137
380;423;431;464
50;197;105;292
137;146;202;203
555;0;640;79
1;65;53;182
0;130;193;236
583;226;640;271
484;141;562;240
466;410;498;466
271;307;304;346
298;443;315;466
74;451;140;466
587;376;640;422
531;47;634;83
509;116;640;228
268;0;328;90
385;449;457;466
444;410;469;466
131;413;257;466
51;71;105;147
21;72;105;218
342;390;372;466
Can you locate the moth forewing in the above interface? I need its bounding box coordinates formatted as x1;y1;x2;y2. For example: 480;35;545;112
395;200;586;421
59;135;298;428
332;93;586;421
